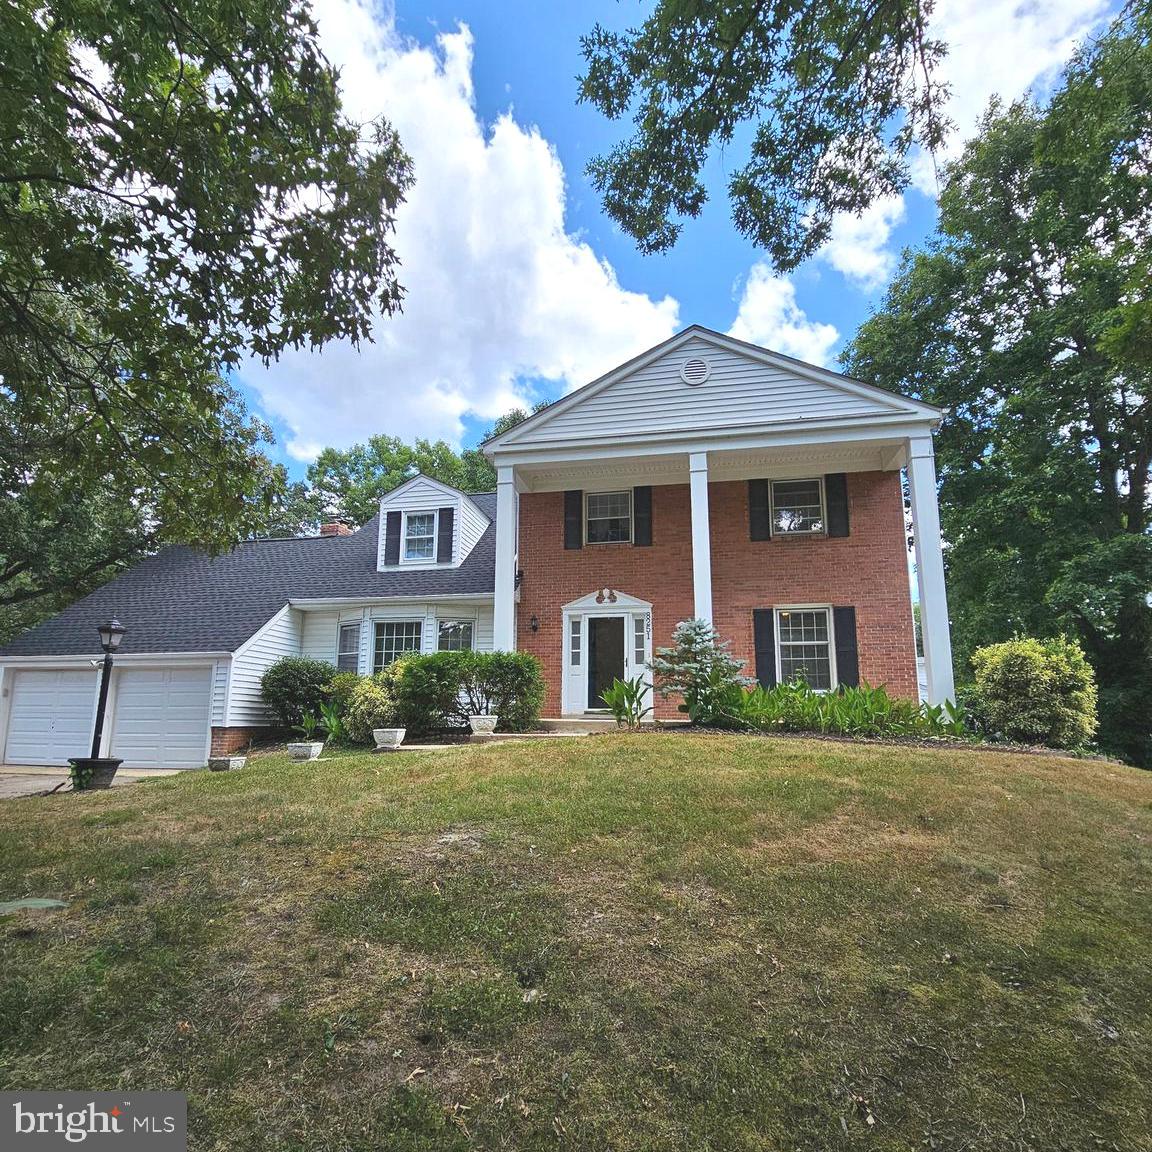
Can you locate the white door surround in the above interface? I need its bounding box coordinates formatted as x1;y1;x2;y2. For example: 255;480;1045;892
561;590;653;716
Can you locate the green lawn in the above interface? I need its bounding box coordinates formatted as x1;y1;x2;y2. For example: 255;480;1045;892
1;735;1150;1151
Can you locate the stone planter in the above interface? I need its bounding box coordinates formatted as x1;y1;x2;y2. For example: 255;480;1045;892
373;728;406;752
209;756;247;772
67;757;123;791
287;742;325;761
468;715;499;735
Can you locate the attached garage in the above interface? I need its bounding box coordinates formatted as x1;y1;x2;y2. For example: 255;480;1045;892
3;669;98;765
1;663;215;770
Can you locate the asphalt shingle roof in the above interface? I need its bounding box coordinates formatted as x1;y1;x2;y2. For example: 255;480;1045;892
0;493;497;658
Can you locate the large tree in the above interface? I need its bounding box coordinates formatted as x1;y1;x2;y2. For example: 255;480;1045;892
578;0;948;269
844;9;1152;764
0;0;413;613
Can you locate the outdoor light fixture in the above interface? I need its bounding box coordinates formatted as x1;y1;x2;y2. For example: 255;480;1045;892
97;618;126;653
69;618;128;789
530;615;539;632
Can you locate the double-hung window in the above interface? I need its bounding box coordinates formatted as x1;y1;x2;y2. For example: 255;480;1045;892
403;512;437;561
770;479;825;535
336;622;361;673
437;620;474;652
776;608;834;690
373;621;423;671
586;491;632;544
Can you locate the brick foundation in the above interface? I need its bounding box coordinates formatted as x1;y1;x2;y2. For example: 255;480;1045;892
210;726;263;756
516;472;918;716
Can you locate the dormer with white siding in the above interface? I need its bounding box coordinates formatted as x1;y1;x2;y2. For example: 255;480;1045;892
376;474;490;573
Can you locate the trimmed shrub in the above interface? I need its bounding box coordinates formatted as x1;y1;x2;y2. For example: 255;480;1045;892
326;671;364;717
461;652;545;732
651;619;752;726
261;657;337;727
967;636;1097;748
344;676;398;744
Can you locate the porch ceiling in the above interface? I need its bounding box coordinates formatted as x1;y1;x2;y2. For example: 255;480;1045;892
513;437;910;493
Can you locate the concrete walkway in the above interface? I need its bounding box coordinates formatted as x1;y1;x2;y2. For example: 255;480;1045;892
0;765;180;799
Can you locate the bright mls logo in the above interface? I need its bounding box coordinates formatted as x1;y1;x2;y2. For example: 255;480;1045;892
2;1092;186;1150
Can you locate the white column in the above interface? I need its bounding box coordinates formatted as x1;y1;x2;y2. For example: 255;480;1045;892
493;464;517;651
907;435;955;704
689;451;713;624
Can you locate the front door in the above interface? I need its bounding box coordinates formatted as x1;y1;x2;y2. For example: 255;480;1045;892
587;616;626;709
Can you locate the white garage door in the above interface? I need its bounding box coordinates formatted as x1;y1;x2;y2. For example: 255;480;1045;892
3;669;98;765
110;667;212;769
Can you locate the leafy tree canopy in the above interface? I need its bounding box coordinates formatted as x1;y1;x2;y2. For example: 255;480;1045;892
0;0;413;619
578;0;948;268
843;7;1152;764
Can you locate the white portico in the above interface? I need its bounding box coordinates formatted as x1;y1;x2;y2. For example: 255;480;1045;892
484;326;955;705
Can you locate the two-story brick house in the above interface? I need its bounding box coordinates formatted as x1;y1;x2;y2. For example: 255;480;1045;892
0;326;953;766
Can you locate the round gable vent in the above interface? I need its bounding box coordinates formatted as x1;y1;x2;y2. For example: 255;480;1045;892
680;357;711;386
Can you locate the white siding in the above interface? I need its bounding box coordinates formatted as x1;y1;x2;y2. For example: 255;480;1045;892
226;606;303;725
458;496;490;560
507;335;905;445
301;609;342;664
210;660;228;725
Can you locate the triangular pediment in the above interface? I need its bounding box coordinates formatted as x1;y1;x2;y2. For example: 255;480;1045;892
487;327;939;453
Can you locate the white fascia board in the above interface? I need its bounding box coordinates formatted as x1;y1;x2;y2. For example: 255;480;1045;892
492;416;940;468
289;593;493;610
0;652;231;667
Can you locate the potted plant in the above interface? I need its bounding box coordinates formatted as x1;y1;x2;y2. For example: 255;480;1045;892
372;727;406;752
68;757;123;791
287;713;325;761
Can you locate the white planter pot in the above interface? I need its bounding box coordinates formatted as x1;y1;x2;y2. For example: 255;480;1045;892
288;742;325;761
468;715;499;735
209;756;247;772
373;727;406;751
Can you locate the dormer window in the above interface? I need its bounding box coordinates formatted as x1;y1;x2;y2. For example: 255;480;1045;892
403;512;437;562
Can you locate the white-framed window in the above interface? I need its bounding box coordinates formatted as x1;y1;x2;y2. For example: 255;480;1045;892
403;511;438;562
373;620;423;671
770;478;825;535
776;607;835;690
437;620;474;652
336;622;361;673
633;615;646;667
570;617;582;667
586;490;632;544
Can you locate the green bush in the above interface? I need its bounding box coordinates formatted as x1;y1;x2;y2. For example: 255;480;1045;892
650;619;752;726
326;671;363;716
374;651;546;734
343;676;398;744
261;657;337;727
967;636;1097;748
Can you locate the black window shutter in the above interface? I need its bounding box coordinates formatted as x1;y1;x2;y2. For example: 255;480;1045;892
825;473;850;537
633;486;652;546
564;490;583;550
436;506;455;563
753;609;777;688
748;479;771;540
384;510;402;566
833;606;859;688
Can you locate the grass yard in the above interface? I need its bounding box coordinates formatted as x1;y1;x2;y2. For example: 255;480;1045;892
0;735;1150;1151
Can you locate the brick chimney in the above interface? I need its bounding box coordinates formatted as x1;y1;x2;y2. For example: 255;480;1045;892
320;521;353;537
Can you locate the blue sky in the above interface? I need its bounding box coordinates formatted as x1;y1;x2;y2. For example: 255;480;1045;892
237;0;1113;478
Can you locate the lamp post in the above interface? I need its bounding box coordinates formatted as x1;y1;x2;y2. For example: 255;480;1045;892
68;618;126;790
90;618;126;758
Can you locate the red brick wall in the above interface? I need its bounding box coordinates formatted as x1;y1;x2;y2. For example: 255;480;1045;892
516;472;917;716
210;726;260;756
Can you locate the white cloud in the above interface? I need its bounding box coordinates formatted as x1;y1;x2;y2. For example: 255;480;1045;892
243;2;679;461
727;266;839;366
820;194;906;290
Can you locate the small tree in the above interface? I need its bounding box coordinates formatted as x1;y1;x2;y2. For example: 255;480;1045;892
967;637;1098;749
651;620;751;726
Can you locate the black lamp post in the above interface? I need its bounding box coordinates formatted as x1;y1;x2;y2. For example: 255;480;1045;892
90;618;126;758
68;618;126;790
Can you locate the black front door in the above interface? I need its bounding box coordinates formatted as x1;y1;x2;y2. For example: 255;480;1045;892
588;616;626;709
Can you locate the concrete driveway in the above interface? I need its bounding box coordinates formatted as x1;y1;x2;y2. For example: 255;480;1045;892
0;766;180;799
